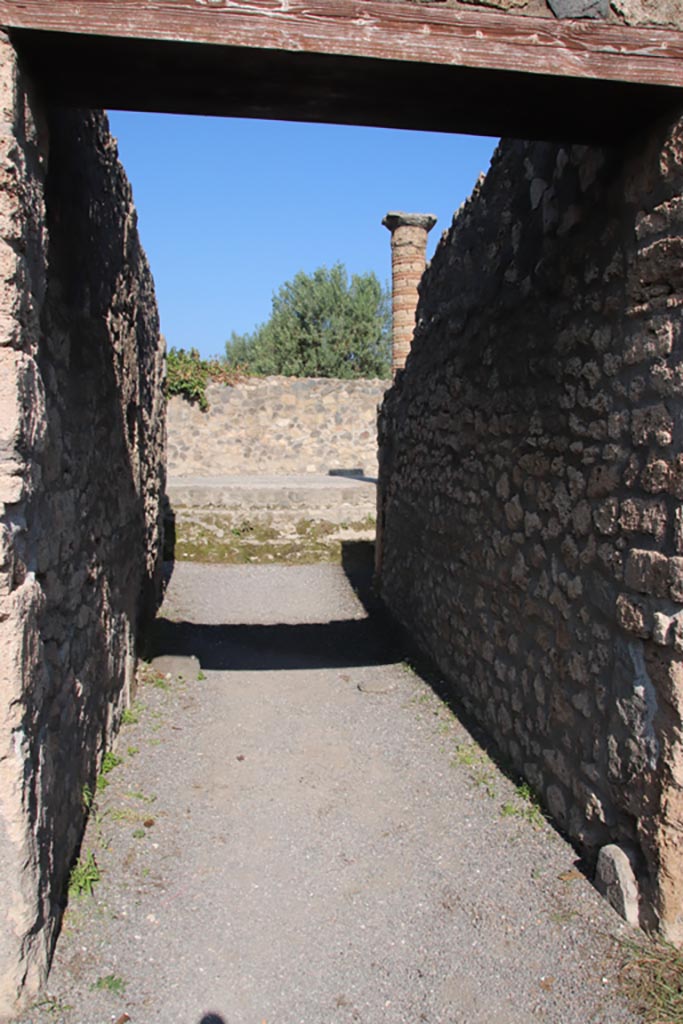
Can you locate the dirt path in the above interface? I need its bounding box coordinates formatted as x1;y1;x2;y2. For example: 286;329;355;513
18;562;640;1024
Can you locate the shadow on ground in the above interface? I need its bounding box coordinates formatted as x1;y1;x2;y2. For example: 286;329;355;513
151;540;400;671
151;617;398;671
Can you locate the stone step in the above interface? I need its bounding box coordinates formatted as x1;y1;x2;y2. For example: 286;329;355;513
167;473;377;520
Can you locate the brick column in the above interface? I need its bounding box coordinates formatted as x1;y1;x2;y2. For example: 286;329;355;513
382;211;437;373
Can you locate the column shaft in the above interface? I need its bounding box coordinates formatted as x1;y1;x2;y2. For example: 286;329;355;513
382;212;437;374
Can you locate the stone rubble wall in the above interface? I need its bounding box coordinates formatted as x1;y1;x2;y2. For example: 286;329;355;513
390;0;682;28
168;377;387;478
0;36;165;1019
378;110;683;939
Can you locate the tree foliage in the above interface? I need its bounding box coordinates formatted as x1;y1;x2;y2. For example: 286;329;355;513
224;263;391;379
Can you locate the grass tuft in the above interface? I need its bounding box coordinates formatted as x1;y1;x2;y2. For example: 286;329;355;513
91;974;126;995
620;939;683;1023
500;782;546;828
96;751;123;792
121;703;141;725
68;851;100;897
451;742;498;798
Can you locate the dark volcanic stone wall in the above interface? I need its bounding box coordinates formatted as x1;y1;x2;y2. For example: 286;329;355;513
0;35;165;1017
378;111;683;940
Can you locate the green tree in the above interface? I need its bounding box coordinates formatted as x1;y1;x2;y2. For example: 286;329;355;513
225;263;391;379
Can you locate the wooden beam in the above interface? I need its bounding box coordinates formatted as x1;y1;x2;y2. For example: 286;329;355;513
1;0;683;90
8;26;678;144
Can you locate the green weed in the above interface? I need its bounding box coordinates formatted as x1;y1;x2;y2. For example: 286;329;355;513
452;743;479;767
33;996;74;1016
108;808;139;823
68;851;100;897
91;974;126;995
101;752;123;774
166;346;240;411
132;828;146;839
96;751;123;792
121;703;141;725
82;783;93;811
471;765;497;799
509;782;546;828
138;663;169;689
231;520;255;538
451;743;497;798
125;789;156;804
501;800;543;826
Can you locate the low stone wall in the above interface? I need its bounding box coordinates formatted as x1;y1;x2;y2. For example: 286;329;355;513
0;36;165;1018
168;377;387;478
378;111;683;939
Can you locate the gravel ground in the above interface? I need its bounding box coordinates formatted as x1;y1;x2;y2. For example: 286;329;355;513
16;562;641;1024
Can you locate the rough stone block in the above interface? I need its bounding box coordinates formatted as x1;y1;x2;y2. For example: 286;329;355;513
611;0;683;26
586;463;619;498
632;405;674;447
624;549;669;597
593;498;619;535
669;557;683;602
619;498;668;540
548;0;609;16
594;844;640;926
640;458;670;494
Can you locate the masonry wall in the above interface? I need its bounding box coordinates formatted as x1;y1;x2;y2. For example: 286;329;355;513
394;0;682;29
0;36;165;1017
378;111;683;939
168;377;386;478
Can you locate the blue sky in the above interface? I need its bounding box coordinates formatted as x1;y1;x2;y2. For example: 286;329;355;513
107;111;497;360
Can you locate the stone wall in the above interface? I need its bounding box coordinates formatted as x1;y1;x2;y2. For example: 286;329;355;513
168;377;387;478
393;0;682;28
378;111;683;939
0;36;165;1018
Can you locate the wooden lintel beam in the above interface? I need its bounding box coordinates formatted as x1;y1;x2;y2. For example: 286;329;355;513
0;0;683;91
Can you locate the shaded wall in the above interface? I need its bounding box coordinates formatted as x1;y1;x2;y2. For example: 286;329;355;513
0;36;165;1017
378;111;683;939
